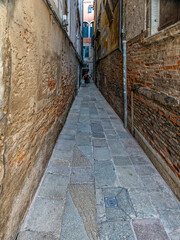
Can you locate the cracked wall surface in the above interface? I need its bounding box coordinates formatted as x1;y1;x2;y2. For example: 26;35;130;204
0;0;80;239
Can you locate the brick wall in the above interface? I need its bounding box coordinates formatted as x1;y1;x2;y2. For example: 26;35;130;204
0;0;80;239
96;28;180;198
96;49;123;119
127;32;180;183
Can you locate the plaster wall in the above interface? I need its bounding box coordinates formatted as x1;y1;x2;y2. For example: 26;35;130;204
123;0;146;41
83;0;94;23
0;0;80;239
95;0;119;59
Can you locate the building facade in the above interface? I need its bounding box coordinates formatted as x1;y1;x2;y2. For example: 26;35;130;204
94;0;180;199
0;0;82;239
83;0;94;77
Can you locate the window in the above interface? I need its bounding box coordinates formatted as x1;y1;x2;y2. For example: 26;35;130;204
83;22;89;38
90;22;94;37
159;0;180;31
150;0;180;35
88;6;92;13
83;46;89;58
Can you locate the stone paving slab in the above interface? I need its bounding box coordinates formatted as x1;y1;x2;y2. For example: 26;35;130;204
158;209;180;232
60;192;89;240
55;139;75;151
92;131;105;138
113;156;133;166
95;160;119;188
37;174;68;200
149;190;180;212
92;139;108;147
169;231;180;240
140;174;172;191
59;134;76;140
132;219;170;240
129;189;158;218
70;167;94;184
93;147;111;161
77;123;91;133
46;160;70;176
76;132;91;146
78;145;94;165
21;197;64;237
130;155;150;165
69;184;98;239
116;166;143;188
17;83;180;240
134;163;157;176
72;146;92;167
17;231;58;240
98;220;135;240
51;149;73;162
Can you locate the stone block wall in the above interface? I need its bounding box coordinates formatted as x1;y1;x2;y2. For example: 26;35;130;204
0;0;80;239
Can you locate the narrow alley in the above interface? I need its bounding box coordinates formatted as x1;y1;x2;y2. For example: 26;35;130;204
17;83;180;240
0;0;180;239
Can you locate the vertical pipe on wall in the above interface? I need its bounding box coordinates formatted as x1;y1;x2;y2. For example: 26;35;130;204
123;39;127;128
93;0;97;84
119;0;127;128
131;91;134;134
118;0;122;51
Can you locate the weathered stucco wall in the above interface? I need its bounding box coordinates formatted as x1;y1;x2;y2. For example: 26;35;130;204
94;1;123;117
0;0;80;239
123;0;145;41
95;0;119;58
0;1;8;197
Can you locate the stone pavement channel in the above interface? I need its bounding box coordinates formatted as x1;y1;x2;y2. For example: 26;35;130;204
17;83;180;240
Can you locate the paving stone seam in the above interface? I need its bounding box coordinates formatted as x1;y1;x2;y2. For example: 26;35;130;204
130;219;139;240
17;229;59;238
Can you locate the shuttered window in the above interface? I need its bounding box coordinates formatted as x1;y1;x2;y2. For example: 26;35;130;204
83;22;89;38
83;46;89;58
159;0;180;31
88;6;92;13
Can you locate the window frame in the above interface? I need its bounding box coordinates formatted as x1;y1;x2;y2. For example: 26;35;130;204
83;21;89;38
148;0;180;36
88;6;92;13
83;46;90;58
158;0;180;31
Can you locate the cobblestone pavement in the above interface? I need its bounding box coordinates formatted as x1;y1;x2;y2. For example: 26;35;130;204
17;83;180;240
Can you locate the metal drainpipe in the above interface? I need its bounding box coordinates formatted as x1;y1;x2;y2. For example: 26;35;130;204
94;0;97;85
118;0;122;51
119;0;127;128
123;36;127;128
93;41;96;83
